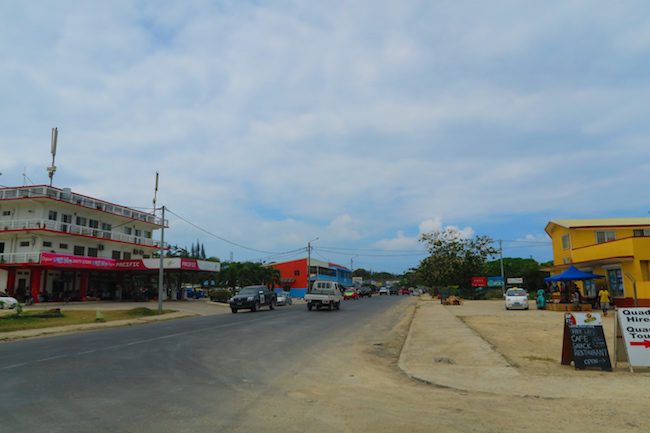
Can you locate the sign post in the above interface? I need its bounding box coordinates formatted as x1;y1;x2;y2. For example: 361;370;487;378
561;312;612;371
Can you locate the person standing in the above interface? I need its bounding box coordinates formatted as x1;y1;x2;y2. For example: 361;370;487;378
598;286;611;316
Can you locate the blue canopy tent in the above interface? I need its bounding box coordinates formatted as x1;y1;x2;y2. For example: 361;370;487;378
544;266;604;282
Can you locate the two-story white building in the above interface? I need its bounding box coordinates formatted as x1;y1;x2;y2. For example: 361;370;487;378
0;185;218;302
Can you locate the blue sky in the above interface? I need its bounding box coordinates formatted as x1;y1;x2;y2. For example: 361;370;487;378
1;0;650;273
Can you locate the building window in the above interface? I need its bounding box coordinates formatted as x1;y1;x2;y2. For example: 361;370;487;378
144;231;152;239
607;268;624;297
595;231;615;244
76;216;87;226
59;243;68;249
112;250;121;260
2;210;10;216
19;241;30;247
43;241;52;247
73;245;85;256
123;252;131;259
633;229;650;237
48;210;58;221
101;222;112;231
561;234;570;250
87;247;98;257
89;219;99;229
124;227;132;235
135;229;142;237
62;214;72;223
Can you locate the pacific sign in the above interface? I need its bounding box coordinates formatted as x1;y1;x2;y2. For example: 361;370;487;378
39;253;219;272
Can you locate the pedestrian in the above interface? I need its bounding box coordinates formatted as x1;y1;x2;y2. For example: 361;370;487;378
571;290;580;309
598;286;611;316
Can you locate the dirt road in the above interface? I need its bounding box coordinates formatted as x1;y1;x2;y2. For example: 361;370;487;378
227;298;650;433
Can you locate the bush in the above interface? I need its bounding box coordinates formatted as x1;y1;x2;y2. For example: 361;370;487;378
209;288;232;303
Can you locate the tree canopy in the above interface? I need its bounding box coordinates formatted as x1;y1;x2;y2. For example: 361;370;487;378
415;227;498;297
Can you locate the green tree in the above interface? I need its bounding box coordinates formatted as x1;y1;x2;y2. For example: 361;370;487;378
417;228;498;298
352;268;371;279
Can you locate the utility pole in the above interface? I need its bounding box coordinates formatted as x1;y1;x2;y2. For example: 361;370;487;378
499;239;505;296
157;205;165;314
307;237;318;292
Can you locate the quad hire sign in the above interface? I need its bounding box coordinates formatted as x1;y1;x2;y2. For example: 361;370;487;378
615;308;650;372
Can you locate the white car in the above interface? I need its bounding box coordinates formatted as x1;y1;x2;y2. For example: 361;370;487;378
505;288;529;310
378;287;389;295
276;291;292;306
0;292;18;309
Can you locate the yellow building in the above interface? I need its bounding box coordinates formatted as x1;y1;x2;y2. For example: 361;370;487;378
545;218;650;306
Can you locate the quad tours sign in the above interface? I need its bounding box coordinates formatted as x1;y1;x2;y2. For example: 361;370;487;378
561;312;612;371
615;308;650;372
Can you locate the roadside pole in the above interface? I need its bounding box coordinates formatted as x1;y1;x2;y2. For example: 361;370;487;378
158;206;165;314
499;239;505;296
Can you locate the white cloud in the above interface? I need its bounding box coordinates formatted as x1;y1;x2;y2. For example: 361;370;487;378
0;1;648;272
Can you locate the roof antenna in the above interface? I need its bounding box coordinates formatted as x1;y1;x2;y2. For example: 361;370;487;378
153;171;159;214
47;127;58;186
22;167;34;186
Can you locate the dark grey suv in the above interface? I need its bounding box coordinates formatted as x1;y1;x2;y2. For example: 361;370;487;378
229;285;277;313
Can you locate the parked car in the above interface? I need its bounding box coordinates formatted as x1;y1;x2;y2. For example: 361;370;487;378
0;292;18;309
389;286;399;296
505;288;529;310
276;291;292;306
343;287;359;300
358;286;373;298
399;287;411;295
229;285;277;313
378;287;389;296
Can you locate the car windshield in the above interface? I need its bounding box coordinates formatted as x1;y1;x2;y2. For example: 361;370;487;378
239;287;261;295
507;290;527;296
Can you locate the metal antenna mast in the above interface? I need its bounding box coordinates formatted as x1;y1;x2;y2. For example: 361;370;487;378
47;127;58;186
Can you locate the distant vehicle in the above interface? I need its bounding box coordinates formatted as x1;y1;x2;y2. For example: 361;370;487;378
0;292;17;309
305;280;343;311
358;286;373;298
399;288;411;295
276;291;292;306
389;286;399;296
229;285;277;313
505;288;529;310
343;287;359;300
378;287;389;296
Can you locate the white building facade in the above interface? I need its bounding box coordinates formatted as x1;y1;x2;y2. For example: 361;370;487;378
0;185;218;302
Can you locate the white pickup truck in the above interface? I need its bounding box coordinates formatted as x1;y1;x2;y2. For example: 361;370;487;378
304;280;343;311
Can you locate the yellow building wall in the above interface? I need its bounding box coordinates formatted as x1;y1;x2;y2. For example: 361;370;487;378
547;224;650;303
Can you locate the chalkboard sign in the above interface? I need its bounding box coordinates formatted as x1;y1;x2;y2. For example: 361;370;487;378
568;325;612;371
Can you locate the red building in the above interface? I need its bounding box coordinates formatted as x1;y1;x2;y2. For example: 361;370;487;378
268;257;352;298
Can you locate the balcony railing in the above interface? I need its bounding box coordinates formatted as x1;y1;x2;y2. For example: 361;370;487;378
0;252;40;264
0;219;161;248
0;185;166;226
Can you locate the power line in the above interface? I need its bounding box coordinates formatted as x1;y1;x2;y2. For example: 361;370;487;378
315;247;428;258
165;207;301;255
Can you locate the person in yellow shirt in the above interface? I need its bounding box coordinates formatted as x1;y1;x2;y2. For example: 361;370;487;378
598;286;611;316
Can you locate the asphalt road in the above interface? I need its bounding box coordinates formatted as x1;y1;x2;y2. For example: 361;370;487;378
1;295;408;433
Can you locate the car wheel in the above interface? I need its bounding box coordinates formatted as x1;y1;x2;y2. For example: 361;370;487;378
251;301;259;312
270;300;276;310
231;308;238;314
307;303;312;311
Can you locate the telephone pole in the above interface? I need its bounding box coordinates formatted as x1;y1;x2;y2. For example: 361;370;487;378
157;205;166;314
499;239;505;296
307;237;318;292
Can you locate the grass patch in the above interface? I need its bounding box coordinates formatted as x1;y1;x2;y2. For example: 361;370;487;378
0;308;174;333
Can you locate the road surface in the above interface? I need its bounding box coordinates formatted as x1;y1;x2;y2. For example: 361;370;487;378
1;295;410;433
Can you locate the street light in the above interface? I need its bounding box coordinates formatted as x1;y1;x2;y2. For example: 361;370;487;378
307;237;319;292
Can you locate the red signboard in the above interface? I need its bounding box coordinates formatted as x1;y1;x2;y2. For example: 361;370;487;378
471;276;487;287
40;252;117;269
